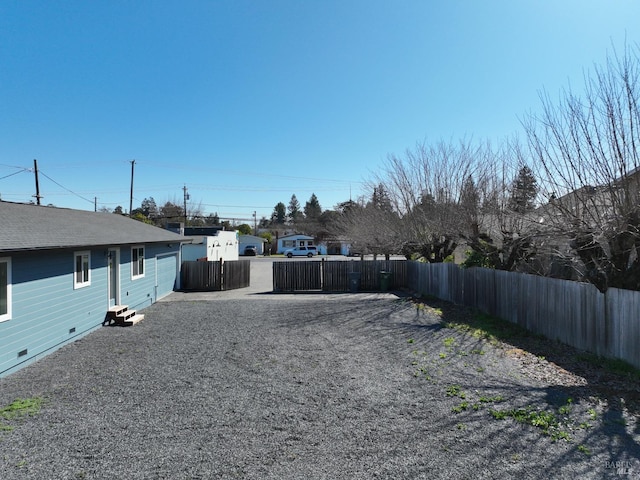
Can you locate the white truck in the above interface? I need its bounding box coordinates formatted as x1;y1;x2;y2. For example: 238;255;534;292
283;246;318;258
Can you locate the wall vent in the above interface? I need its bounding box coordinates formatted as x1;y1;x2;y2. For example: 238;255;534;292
69;327;76;334
17;349;28;358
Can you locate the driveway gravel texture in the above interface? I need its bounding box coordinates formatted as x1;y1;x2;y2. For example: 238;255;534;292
1;292;639;479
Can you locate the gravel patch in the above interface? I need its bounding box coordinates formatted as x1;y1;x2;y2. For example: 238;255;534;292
0;293;639;479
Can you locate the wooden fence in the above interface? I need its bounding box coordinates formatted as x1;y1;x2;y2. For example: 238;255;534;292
272;260;408;292
407;261;640;369
181;260;250;291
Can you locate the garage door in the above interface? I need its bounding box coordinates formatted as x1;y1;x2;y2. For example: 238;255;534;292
156;254;178;300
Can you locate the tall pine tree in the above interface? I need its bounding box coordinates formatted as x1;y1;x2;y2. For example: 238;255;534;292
304;193;322;220
509;166;538;213
271;202;286;224
287;194;302;223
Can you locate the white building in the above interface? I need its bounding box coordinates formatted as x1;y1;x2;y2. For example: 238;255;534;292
182;230;239;262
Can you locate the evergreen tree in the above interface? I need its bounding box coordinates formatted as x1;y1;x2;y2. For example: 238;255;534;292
140;197;158;219
459;175;479;212
459;175;480;237
287;194;302;222
369;184;393;211
236;224;252;235
509;166;538;213
160;201;184;224
271;202;286;224
304;193;322;220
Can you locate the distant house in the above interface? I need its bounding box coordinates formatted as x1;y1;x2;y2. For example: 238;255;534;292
276;234;315;254
0;201;186;378
238;234;267;255
182;230;239;262
316;239;352;256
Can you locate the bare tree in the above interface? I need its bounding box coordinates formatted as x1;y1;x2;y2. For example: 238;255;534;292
461;140;546;271
377;138;544;268
379;139;487;261
331;191;402;260
524;44;640;291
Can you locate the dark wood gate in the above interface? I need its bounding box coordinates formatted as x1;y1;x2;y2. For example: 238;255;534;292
181;260;250;291
272;261;322;292
273;260;407;292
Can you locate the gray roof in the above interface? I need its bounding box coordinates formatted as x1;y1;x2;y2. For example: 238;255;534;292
0;201;186;252
279;234;314;240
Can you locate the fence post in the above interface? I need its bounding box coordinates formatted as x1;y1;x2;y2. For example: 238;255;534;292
219;258;224;291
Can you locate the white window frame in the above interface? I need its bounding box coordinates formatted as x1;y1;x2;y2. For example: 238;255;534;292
73;251;91;289
131;245;145;280
0;257;11;322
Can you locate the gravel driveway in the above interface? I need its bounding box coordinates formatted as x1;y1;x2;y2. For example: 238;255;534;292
1;261;639;479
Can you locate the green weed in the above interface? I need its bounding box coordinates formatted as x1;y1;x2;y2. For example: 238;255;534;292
445;312;535;346
0;397;43;433
0;398;42;420
558;398;573;415
443;337;456;348
479;395;504;403
577;444;591;455
446;385;465;398
489;405;571;441
452;402;469;413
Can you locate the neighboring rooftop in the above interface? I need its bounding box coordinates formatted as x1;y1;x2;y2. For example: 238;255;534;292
0;201;186;252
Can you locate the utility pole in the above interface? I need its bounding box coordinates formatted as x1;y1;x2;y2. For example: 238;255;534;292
253;211;257;234
183;185;189;227
33;159;42;205
94;197;97;212
129;160;135;217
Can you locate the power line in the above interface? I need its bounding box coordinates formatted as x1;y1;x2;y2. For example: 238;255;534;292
0;169;28;181
20;159;365;186
38;170;95;205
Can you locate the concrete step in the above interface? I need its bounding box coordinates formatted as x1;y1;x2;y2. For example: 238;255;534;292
108;305;129;315
105;305;144;327
119;313;145;327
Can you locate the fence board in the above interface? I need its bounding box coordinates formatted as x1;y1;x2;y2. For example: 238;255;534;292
273;261;322;292
405;261;640;369
273;260;408;292
181;260;250;291
322;261;350;292
222;260;251;290
181;261;222;291
606;288;640;368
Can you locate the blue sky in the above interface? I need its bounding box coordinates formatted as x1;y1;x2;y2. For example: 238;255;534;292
1;0;639;223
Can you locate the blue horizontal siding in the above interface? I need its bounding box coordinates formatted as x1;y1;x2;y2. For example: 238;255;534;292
0;243;180;377
156;253;178;299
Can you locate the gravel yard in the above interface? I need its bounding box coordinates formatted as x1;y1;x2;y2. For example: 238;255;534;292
1;291;639;479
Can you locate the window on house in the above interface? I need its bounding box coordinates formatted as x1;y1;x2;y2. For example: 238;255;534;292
74;251;91;289
0;257;11;322
132;246;145;279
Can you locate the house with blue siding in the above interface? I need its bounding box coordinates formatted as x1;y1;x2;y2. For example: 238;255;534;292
0;201;186;378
